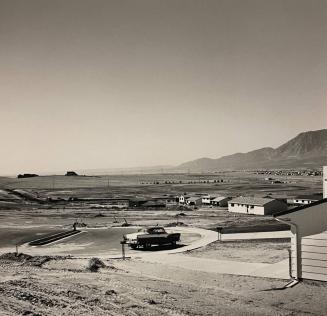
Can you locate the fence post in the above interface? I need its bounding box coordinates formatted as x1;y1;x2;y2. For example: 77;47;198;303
120;241;126;260
217;227;223;241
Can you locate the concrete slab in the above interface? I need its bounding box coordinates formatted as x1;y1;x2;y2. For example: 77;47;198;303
138;254;289;280
222;231;291;241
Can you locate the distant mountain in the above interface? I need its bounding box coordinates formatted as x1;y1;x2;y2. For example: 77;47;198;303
177;129;327;171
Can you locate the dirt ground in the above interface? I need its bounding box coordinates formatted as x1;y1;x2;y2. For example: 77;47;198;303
0;254;326;316
183;239;291;263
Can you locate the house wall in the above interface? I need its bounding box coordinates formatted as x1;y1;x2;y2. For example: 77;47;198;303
263;200;288;215
179;196;186;204
250;206;266;215
279;201;327;281
228;203;260;214
186;198;202;206
202;197;211;205
228;203;248;213
293;199;314;205
300;231;327;281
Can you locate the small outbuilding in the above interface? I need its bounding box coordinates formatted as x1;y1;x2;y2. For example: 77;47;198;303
211;196;231;207
274;199;327;281
186;196;202;206
228;196;287;215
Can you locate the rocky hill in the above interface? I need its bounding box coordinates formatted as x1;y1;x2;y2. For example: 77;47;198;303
178;129;327;171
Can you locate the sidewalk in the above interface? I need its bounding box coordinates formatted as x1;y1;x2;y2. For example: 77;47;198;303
221;230;291;241
138;254;289;280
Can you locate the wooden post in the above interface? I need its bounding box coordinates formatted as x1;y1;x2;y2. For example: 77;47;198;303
120;241;126;260
15;244;18;256
217;227;223;241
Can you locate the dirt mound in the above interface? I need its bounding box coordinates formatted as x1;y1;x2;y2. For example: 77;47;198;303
0;252;33;261
0;253;66;267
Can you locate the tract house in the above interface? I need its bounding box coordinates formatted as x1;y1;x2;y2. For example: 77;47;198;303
291;194;323;206
228;197;287;215
202;195;216;205
274;199;327;281
211;196;231;207
178;195;189;205
185;196;202;206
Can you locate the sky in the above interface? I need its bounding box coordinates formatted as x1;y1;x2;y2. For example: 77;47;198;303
0;0;326;175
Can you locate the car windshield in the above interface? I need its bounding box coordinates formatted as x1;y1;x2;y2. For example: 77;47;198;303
148;227;165;234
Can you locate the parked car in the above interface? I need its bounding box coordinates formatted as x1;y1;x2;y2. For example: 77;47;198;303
123;226;181;249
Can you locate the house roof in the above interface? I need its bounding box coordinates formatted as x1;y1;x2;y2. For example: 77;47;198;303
229;196;276;206
294;194;323;201
202;195;216;199
212;196;228;202
186;196;202;202
274;198;327;217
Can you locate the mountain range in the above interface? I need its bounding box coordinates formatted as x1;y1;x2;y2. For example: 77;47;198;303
177;129;327;171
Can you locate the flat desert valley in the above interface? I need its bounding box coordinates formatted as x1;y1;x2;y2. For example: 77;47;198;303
0;171;326;315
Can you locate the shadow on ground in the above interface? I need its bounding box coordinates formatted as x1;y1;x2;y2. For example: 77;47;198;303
129;244;186;252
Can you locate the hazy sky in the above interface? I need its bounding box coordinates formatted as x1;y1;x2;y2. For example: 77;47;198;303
1;0;326;175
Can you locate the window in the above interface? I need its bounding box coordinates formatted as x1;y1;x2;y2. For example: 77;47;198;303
231;203;234;207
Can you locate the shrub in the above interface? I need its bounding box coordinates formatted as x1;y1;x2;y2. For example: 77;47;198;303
88;257;106;272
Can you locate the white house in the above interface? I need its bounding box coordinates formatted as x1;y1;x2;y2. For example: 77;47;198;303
274;199;327;281
228;196;287;215
178;195;189;205
202;195;216;205
291;194;323;206
211;196;231;207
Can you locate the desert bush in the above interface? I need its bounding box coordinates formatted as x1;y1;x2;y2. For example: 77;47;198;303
88;257;106;272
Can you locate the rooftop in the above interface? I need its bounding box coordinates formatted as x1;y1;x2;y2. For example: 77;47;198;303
294;194;323;201
229;196;276;206
187;196;202;202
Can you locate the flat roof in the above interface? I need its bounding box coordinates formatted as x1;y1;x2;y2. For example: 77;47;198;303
294;194;323;200
274;198;327;217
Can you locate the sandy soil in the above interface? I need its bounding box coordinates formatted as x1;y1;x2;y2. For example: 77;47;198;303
0;254;326;316
183;239;291;263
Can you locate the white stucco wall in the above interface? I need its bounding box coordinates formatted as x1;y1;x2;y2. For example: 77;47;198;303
250;206;265;215
202;197;211;204
228;203;248;213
